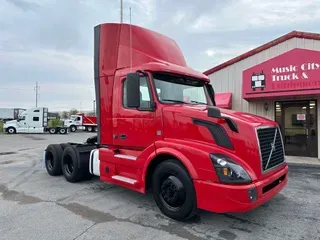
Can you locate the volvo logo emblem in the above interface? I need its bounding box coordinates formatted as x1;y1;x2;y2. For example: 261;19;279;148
271;142;276;152
265;128;278;170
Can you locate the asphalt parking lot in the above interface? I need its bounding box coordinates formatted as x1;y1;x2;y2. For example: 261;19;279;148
0;133;319;240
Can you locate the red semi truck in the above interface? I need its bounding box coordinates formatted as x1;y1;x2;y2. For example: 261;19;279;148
43;23;288;221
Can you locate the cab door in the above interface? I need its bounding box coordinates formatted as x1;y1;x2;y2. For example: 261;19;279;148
75;116;82;126
113;74;156;150
16;116;28;133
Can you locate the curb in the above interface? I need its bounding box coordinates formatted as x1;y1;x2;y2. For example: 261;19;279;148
287;162;320;168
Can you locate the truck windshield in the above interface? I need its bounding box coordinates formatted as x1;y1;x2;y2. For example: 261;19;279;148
152;72;208;105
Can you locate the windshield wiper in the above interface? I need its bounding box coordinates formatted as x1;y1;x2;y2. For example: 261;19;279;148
190;100;206;105
161;99;187;104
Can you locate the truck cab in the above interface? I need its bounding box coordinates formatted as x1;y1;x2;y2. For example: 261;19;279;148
43;23;288;221
4;107;68;134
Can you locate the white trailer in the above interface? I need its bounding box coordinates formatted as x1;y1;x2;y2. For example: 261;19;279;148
3;107;69;134
0;108;26;121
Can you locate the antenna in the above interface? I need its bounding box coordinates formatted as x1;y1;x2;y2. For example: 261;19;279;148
130;7;132;72
120;0;123;23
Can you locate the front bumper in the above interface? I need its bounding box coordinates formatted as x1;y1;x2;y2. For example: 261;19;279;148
194;163;288;213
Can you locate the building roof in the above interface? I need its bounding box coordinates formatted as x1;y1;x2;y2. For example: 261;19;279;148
203;30;320;76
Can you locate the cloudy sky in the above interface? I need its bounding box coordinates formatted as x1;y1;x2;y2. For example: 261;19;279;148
1;0;320;111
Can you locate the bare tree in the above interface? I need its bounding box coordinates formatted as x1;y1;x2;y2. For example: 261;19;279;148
69;108;78;115
86;111;95;116
61;111;69;119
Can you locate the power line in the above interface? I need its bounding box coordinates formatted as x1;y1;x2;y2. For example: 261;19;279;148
34;81;40;107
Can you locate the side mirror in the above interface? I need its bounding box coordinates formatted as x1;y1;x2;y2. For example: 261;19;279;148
126;73;141;108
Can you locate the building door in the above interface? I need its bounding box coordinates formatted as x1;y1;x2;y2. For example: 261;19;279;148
275;100;317;157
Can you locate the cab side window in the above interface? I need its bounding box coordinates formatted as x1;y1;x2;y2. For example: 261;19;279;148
123;76;151;109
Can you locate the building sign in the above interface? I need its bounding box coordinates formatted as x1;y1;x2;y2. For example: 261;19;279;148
242;48;320;100
297;114;306;121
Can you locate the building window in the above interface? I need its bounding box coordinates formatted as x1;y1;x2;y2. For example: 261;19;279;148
123;76;151;109
33;117;39;121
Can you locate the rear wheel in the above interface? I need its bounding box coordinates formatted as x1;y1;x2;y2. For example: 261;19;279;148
60;143;70;150
59;128;66;134
152;159;198;221
70;125;77;132
61;146;90;182
49;128;56;134
87;126;93;132
45;144;63;176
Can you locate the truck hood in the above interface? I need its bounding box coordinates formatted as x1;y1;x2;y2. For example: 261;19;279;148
162;104;276;127
161;104;279;178
3;120;17;127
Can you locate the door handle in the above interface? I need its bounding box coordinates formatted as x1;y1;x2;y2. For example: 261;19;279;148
119;134;127;140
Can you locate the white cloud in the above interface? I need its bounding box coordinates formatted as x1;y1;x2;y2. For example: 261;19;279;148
189;0;320;33
0;48;95;111
172;11;186;25
0;49;93;83
124;0;156;26
205;44;257;59
193;44;258;72
0;82;95;112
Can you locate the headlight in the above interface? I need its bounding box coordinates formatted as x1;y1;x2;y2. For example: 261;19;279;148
210;154;252;184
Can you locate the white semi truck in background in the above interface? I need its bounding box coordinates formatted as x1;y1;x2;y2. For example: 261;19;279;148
3;107;69;134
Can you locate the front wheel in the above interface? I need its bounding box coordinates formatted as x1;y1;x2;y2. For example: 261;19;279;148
152;160;198;221
7;127;16;134
70;125;77;132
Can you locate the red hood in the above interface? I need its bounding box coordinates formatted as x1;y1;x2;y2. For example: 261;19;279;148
162;104;276;128
161;104;278;178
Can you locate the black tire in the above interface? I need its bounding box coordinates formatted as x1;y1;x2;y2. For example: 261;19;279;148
87;126;93;132
61;146;87;182
59;128;66;134
45;144;63;176
7;127;16;134
152;159;198;221
49;128;56;134
70;125;77;132
60;143;70;150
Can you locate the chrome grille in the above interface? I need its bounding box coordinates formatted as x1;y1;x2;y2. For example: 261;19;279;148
256;126;285;172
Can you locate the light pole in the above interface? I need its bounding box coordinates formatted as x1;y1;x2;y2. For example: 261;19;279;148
93;100;96;116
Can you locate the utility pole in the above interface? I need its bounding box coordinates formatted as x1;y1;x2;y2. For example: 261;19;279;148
34;81;40;107
120;0;123;23
93;100;96;116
